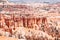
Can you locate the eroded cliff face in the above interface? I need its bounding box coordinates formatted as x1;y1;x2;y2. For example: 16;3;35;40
0;13;60;40
0;14;47;28
0;3;60;40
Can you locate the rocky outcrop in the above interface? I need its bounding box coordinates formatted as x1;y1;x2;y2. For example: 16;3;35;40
0;2;60;40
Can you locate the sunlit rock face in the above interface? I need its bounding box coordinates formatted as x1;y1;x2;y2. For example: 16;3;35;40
0;13;48;28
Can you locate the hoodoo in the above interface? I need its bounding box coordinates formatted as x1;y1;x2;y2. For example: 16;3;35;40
0;0;60;40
